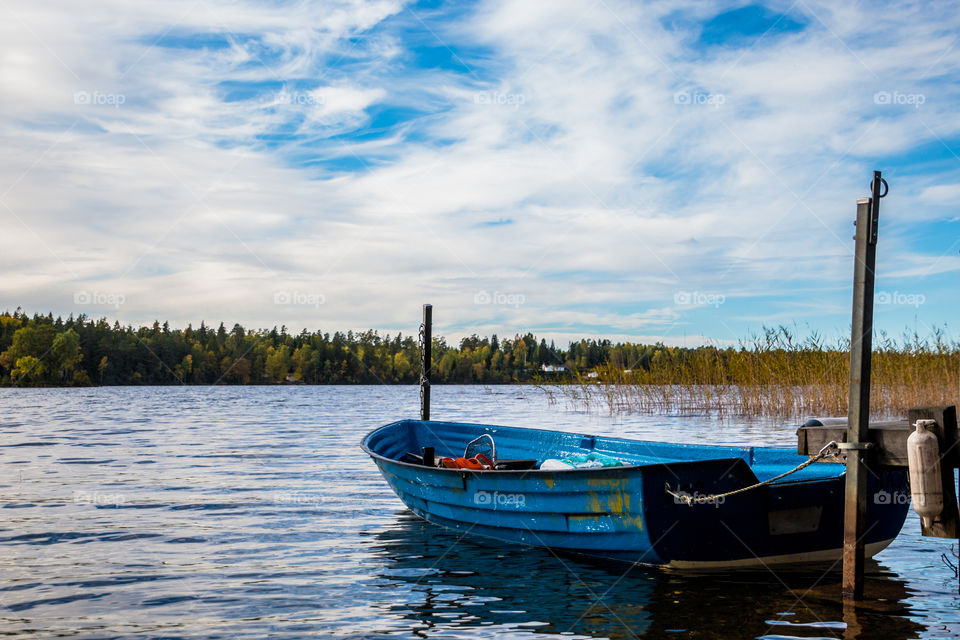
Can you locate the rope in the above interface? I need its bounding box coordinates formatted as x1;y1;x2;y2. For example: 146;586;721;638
664;440;840;507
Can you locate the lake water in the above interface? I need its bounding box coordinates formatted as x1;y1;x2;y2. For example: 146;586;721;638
1;385;958;639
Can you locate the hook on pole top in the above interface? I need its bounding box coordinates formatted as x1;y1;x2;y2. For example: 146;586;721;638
871;171;889;199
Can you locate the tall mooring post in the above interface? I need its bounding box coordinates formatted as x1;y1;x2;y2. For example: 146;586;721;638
420;304;432;421
843;171;886;600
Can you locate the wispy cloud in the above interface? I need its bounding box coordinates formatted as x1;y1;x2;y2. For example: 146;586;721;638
1;0;959;345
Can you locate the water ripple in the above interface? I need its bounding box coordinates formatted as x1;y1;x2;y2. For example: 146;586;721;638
0;386;956;638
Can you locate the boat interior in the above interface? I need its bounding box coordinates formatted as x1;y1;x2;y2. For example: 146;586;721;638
364;419;846;483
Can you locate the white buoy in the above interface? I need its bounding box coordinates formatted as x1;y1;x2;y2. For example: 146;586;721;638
907;419;944;527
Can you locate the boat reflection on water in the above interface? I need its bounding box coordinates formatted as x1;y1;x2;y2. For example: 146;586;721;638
366;513;925;639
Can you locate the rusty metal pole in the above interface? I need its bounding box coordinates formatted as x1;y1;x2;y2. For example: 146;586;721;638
843;171;884;600
420;304;432;421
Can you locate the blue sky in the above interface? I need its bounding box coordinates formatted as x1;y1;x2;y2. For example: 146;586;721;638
1;0;959;346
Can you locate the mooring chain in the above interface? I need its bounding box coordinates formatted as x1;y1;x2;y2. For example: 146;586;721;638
418;322;429;406
664;441;841;506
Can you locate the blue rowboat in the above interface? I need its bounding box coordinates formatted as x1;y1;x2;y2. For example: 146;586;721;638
362;419;910;568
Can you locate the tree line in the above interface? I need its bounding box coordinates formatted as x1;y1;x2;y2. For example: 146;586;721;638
4;310;953;393
1;309;664;386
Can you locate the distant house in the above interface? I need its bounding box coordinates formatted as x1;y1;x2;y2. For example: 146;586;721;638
586;371;599;379
285;374;297;383
541;364;566;373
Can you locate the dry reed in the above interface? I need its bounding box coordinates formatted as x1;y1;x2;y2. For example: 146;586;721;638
539;327;960;420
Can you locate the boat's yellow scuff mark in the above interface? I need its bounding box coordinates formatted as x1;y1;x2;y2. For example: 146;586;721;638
586;477;626;490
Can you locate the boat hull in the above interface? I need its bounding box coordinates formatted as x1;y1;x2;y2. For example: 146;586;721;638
363;420;909;567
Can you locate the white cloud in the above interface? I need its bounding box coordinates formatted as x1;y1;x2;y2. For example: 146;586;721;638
919;183;960;204
1;0;960;345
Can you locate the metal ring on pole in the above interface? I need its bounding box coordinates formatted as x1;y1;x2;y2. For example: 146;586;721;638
870;177;889;198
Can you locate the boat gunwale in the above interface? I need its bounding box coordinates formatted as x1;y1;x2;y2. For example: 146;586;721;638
359;418;805;477
361;419;651;475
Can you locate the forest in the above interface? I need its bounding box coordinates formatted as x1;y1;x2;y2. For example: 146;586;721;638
2;309;956;417
0;309;630;386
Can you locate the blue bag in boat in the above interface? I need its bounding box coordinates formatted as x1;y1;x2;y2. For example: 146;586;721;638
540;452;624;470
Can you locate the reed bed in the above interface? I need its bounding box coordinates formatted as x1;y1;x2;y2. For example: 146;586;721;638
539;327;960;419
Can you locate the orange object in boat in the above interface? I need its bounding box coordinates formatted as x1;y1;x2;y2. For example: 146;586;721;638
439;455;493;470
454;457;485;470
